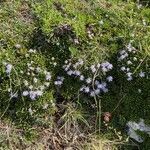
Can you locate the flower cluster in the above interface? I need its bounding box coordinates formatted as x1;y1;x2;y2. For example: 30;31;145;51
2;62;13;75
1;54;52;101
54;76;64;86
1;42;149;102
80;80;109;97
21;61;51;100
118;42;149;92
63;59;113;97
118;43;138;81
118;43;149;81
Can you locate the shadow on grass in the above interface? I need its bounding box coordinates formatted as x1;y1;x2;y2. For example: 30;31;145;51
27;24;77;65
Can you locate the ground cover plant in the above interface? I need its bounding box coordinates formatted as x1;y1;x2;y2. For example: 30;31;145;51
0;0;150;149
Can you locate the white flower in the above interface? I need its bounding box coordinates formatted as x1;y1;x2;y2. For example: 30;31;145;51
74;38;79;44
8;88;11;92
126;68;130;72
97;82;107;92
64;60;68;64
95;89;100;95
128;47;133;52
44;70;47;74
127;44;134;52
139;71;145;78
79;75;84;81
101;62;113;72
20;70;23;74
57;76;64;81
108;64;113;69
137;4;142;9
54;81;58;85
101;67;108;72
84;87;90;93
15;44;21;49
29;49;36;53
36;67;41;73
132;50;136;54
80;85;86;91
29;66;34;71
133;57;137;61
44;82;50;87
40;85;45;90
46;73;51;81
64;66;69;71
102;87;108;93
97;84;103;89
23;80;28;86
80;88;83;92
97;63;101;68
131;33;135;37
23;91;29;96
73;63;78;69
33;78;38;83
53;62;57;66
127;72;132;77
36;90;43;96
143;19;146;26
119;50;126;55
78;59;84;65
107;76;113;82
102;82;107;87
29;91;37;100
127;60;132;65
51;57;55;60
138;89;142;93
127;76;133;81
2;61;7;65
90;65;95;70
91;67;96;73
74;70;81;76
86;78;92;84
29;85;33;89
121;66;126;71
119;54;128;60
90;91;95;97
54;81;62;86
67;70;73;76
140;59;143;62
43;103;49;109
99;20;104;25
6;64;13;74
28;108;33;115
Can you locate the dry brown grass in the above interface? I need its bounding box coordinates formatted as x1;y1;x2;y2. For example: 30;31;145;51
0;103;125;150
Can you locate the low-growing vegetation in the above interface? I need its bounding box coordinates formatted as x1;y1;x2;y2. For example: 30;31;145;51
0;0;150;149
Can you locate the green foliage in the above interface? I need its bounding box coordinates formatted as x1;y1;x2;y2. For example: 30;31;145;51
0;0;150;149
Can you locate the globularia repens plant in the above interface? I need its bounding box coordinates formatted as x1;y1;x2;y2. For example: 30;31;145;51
0;0;150;144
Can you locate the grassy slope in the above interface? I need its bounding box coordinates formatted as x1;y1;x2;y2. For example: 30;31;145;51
0;0;150;149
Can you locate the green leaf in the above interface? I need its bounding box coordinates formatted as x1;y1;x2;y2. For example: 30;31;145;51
69;47;78;56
